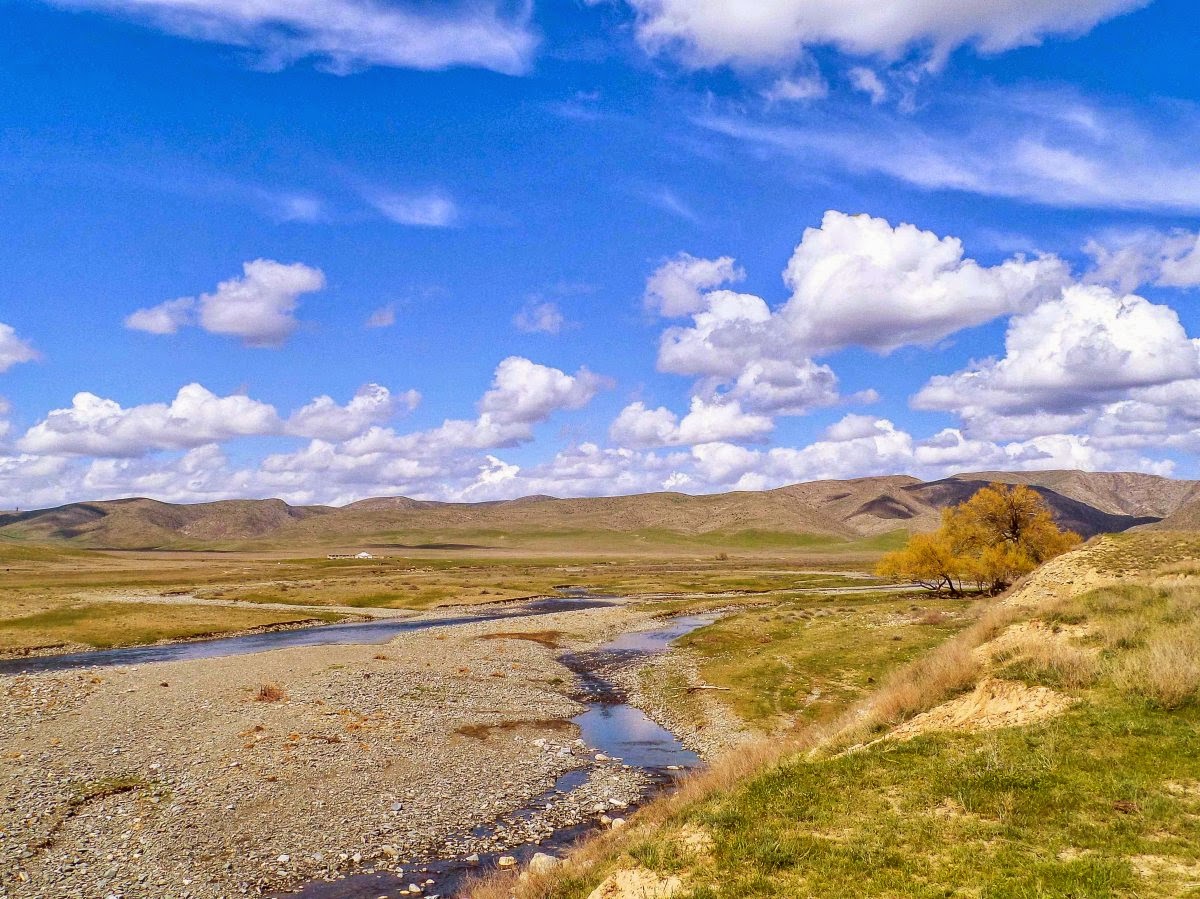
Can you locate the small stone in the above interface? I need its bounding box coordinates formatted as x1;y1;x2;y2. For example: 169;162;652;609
498;855;517;868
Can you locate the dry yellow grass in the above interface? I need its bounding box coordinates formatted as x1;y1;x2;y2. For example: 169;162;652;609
1114;629;1200;709
0;600;333;654
839;600;1020;740
994;625;1099;689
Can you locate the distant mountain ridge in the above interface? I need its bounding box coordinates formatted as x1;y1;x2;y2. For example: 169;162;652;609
1;470;1195;551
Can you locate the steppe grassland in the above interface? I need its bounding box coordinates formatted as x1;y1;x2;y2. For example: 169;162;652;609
0;531;897;654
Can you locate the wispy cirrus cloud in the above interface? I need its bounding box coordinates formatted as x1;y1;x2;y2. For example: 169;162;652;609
42;0;539;74
368;190;460;227
697;86;1200;214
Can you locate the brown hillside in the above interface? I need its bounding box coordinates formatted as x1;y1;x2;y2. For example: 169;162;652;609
285;488;859;544
0;470;1189;550
953;470;1200;519
1144;494;1200;531
910;479;1157;537
772;475;933;535
0;497;330;548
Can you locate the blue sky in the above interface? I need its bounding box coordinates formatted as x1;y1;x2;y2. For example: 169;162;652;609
3;0;1200;507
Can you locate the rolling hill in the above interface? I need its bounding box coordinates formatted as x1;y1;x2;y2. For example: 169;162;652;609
0;470;1194;551
1144;493;1200;531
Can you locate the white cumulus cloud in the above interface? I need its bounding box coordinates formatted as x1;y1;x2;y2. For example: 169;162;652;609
0;323;39;372
20;384;282;457
781;211;1070;353
1085;228;1200;292
287;384;420;442
913;285;1200;421
644;253;743;317
623;0;1145;69
478;356;609;426
610;397;773;448
124;297;195;335
645;211;1065;434
18;380;424;458
125;259;326;348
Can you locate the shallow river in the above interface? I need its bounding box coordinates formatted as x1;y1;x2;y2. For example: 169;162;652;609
0;594;613;676
278;611;716;898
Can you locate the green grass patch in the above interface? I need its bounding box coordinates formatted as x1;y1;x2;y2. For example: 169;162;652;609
675;593;969;727
662;691;1199;898
0;602;339;652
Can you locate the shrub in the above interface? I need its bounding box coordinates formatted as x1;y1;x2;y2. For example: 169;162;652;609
255;683;287;702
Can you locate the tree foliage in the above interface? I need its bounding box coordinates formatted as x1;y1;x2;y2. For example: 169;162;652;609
876;483;1081;595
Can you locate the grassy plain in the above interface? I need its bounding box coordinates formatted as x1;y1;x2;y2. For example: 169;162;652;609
0;602;340;654
472;534;1200;899
0;530;896;654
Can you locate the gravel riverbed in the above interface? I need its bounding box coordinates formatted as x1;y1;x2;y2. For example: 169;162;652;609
0;602;691;898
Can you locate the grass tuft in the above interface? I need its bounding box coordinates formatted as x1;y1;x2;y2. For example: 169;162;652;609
1114;629;1200;710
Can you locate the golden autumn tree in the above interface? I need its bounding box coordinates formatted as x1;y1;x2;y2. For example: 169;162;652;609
877;483;1081;595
